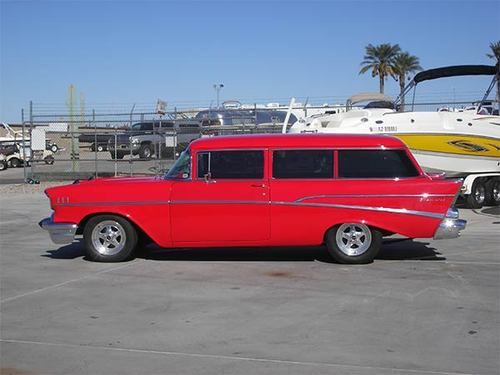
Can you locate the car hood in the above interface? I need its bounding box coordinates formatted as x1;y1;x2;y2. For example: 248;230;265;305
45;176;172;207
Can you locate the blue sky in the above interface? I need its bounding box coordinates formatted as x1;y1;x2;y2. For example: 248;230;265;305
1;0;499;122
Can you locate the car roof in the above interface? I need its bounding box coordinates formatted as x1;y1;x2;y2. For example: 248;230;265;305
189;134;407;150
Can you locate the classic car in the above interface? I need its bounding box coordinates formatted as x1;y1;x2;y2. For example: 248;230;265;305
40;134;466;264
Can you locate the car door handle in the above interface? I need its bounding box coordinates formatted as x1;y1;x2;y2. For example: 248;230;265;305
250;184;267;188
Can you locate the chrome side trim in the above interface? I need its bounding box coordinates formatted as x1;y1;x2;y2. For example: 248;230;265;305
172;200;443;219
39;217;78;245
171;200;269;205
54;200;171;207
53;199;444;219
273;201;444;219
295;193;455;202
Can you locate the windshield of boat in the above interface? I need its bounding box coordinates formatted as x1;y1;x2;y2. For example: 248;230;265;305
164;149;191;180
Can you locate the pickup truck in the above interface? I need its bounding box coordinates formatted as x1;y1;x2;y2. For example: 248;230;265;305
108;120;200;159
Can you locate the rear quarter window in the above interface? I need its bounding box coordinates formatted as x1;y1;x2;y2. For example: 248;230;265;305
338;150;419;178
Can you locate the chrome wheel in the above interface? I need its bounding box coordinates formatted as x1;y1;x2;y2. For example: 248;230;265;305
91;220;127;256
491;180;500;203
335;223;372;256
473;184;486;205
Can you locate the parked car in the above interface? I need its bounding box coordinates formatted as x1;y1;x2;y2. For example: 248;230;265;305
108;120;200;159
40;134;466;263
0;140;55;167
78;133;113;152
0;141;17;158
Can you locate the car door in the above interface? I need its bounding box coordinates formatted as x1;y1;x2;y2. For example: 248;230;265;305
170;149;270;244
269;148;336;244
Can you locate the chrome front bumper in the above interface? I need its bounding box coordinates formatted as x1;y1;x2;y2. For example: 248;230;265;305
39;217;78;245
433;208;467;240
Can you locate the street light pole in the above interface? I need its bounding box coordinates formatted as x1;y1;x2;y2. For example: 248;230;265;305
213;83;224;108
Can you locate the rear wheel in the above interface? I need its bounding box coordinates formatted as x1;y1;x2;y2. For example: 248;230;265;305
84;215;138;262
44;155;55;165
485;178;500;206
326;223;382;264
9;157;21;168
466;179;486;209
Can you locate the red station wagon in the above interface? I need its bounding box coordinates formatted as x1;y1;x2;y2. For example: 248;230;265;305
40;134;466;264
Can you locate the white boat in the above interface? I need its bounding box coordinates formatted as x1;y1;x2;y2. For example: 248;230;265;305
289;65;500;178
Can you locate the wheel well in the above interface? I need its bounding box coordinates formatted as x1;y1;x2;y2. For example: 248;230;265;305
322;223;393;244
77;212;151;242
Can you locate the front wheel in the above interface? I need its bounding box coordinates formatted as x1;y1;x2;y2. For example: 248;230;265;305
326;223;382;264
83;215;138;262
0;160;7;171
139;144;152;159
9;157;21;168
110;151;126;159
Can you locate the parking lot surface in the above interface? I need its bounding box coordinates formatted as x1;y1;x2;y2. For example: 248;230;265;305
1;185;499;375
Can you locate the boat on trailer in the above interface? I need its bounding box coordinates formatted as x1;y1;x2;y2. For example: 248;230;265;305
289;64;500;208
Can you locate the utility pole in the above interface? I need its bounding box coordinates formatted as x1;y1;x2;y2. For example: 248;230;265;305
213;83;224;108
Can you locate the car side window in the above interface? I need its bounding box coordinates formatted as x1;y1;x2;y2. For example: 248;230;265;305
338;150;420;178
273;150;334;179
197;150;264;179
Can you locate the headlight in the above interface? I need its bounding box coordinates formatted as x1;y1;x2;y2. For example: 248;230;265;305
130;138;139;144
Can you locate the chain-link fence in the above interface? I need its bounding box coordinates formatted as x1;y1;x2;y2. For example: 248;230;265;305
1;98;497;183
0;105;307;182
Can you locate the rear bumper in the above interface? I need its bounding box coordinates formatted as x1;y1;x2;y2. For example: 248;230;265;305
433;208;467;240
39;217;78;245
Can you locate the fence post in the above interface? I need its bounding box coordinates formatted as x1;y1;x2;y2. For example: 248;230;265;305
29;101;33;182
22;108;27;183
94;114;98;179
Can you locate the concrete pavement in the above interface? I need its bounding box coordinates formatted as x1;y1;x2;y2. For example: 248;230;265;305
1;188;499;375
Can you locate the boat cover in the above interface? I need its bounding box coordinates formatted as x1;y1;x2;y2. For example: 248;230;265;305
413;64;498;84
347;92;393;106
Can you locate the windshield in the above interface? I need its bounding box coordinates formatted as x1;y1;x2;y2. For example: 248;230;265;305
164;149;191;180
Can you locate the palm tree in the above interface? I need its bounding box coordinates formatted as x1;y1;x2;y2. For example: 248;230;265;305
393;52;422;111
486;41;500;62
359;43;401;94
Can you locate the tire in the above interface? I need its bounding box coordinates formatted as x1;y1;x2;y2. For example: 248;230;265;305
325;223;382;264
0;160;7;171
50;144;59;153
9;157;21;168
139;144;152;159
485;178;500;206
97;144;104;152
44;155;55;165
83;215;138;262
465;179;486;209
111;151;126;159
